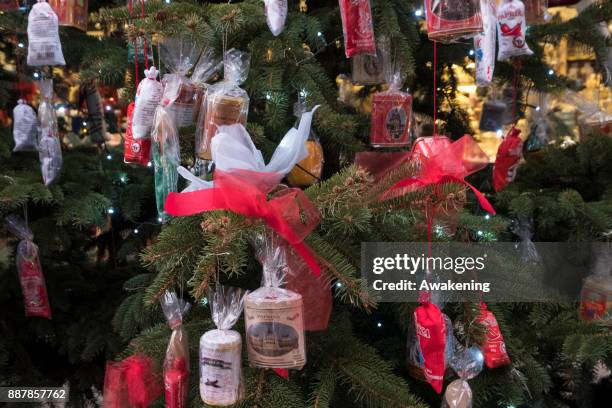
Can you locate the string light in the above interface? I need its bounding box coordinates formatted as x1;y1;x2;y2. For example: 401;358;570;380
33;72;39;78
496;129;503;137
119;175;127;183
265;92;272;100
147;161;153;167
157;216;163;223
57;106;66;114
535;106;541;111
107;208;115;214
335;282;342;288
105;105;112;111
18;42;24;48
317;31;323;37
133;228;139;234
477;230;484;236
106;154;112;160
83;121;88;126
377;322;383;328
485;214;491;220
548;69;554;76
469;49;475;56
414;9;423;17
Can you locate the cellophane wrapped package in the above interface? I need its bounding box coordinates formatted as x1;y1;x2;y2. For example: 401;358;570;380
244;233;306;369
264;0;287;36
338;0;376;58
199;49;250;160
200;285;248;406
37;79;63;186
161;291;190;408
124;102;151;166
132;66;163;140
474;0;497;86
27;0;66;66
370;52;413;148
442;346;484;408
497;0;533;61
151;105;180;221
12;99;38;152
425;0;483;43
5;215;52;319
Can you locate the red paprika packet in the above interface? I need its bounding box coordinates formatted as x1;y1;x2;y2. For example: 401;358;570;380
124;102;152;166
161;291;190;408
414;302;446;393
475;302;511;368
338;0;376;58
493;127;523;192
103;354;162;408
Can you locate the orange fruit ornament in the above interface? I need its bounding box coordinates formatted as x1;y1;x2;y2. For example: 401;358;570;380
287;139;324;186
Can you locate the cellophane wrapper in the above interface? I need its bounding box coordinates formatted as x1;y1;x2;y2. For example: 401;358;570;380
13;99;39;152
199;49;250;160
370;52;413;148
338;0;376;57
474;0;497;86
27;0;65;66
132;66;163;140
151;106;180;220
38;79;63;186
200;285;248;406
511;216;540;262
124;102;151;166
103;354;162;408
244;232;306;369
5;215;52;319
264;0;287;36
440;379;472;408
161;291;190;408
497;0;533;61
523;0;549;25
426;0;483;43
81;81;107;144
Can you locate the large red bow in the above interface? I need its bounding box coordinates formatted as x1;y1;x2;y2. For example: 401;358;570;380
164;170;321;276
384;136;496;215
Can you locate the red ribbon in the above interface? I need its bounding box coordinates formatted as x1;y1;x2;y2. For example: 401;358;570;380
164;170;321;277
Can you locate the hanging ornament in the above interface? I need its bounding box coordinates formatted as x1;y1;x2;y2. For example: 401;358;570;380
522;0;549;25
287;103;324;187
414;302;446;393
338;0;376;58
48;0;88;31
79;80;107;144
27;0;66;67
103;354;163;408
264;0;287;36
151;106;180;221
161;291;190;408
449;346;484;380
497;0;533;61
5;215;52;319
579;245;612;322
473;0;497;86
124;103;151;166
475;302;511;368
501;85;521;125
351;40;386;85
493;127;523;192
38;78;63;186
425;0;483;43
132;67;163;140
441;379;472;408
479;97;506;132
12;99;39;152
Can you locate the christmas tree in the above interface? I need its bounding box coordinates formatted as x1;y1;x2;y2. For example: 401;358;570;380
1;0;612;407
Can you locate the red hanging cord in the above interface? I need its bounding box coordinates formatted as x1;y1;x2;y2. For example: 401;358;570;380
433;41;437;135
14;36;26;100
140;0;149;70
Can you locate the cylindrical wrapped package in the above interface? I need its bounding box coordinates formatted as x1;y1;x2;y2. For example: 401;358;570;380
12;99;39;152
161;291;190;408
151;106;180;221
132;67;163;140
5;215;52;319
245;234;306;369
37;79;63;186
124;102;151;166
497;0;533;61
27;0;66;66
80;81;107;144
474;0;497;86
338;0;376;58
264;0;287;36
200;285;248;406
426;0;483;43
199;49;250;160
370;54;413;148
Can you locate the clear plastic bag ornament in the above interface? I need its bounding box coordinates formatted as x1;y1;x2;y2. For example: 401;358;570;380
286;101;324;187
511;216;540;263
200;49;251;160
12;99;38;152
133;66;163;140
200;285;248;406
161;291;190;408
37;79;62;186
473;0;497;86
449;346;484;380
264;0;287;36
441;379;472;408
151;106;180;221
27;0;66;66
497;0;533;61
426;0;483;43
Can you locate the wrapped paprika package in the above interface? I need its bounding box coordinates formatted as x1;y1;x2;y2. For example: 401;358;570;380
497;0;533;61
12;99;39;152
199;49;250;160
27;0;66;66
474;0;497;86
338;0;376;58
161;291;190;408
414;302;446;393
426;0;483;43
200;285;248;406
475;302;511;368
370;58;413;148
5;215;52;319
244;233;306;370
264;0;287;36
132;66;163;140
493;127;523;192
38;79;63;186
151;105;180;221
124;102;151;166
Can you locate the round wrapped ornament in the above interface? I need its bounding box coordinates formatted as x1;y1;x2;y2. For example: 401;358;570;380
449;346;484;380
287;138;324;187
441;379;472;408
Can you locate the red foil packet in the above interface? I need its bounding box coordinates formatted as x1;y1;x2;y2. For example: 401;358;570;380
164;357;189;408
124;102;151;166
18;241;52;319
370;92;413;147
338;0;376;58
493;127;523;192
414;302;446;393
475;302;511;368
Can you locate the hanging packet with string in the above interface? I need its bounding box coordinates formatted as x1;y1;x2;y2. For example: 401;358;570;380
5;214;52;319
474;0;497;86
124;102;151;166
27;0;65;66
132;66;163;140
12;99;39;152
442;345;484;408
161;291;190;408
264;0;287;36
38;79;63;186
338;0;376;57
151;103;180;221
497;0;533;61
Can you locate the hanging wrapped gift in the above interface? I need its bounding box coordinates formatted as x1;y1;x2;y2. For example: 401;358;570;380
132;67;163;140
27;0;66;67
493;127;523;192
38;78;63;186
264;0;287;36
12;99;39;152
474;0;497;86
497;0;533;61
426;0;483;43
475;302;511;368
0;0;19;11
48;0;88;31
124;102;151;166
338;0;376;58
522;0;548;25
161;291;190;408
351;39;387;85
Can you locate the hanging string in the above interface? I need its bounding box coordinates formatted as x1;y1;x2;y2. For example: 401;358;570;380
14;35;26;100
432;41;437;135
140;0;149;71
511;58;522;127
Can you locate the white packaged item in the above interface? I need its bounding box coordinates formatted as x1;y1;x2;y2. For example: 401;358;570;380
27;0;66;66
12;99;38;152
474;0;497;85
497;0;533;61
37;79;62;186
132;66;163;140
264;0;287;36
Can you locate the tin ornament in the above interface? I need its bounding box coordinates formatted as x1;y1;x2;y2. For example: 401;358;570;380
426;0;483;43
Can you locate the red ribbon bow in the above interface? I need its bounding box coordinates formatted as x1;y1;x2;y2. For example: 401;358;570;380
164;170;321;276
383;136;496;215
